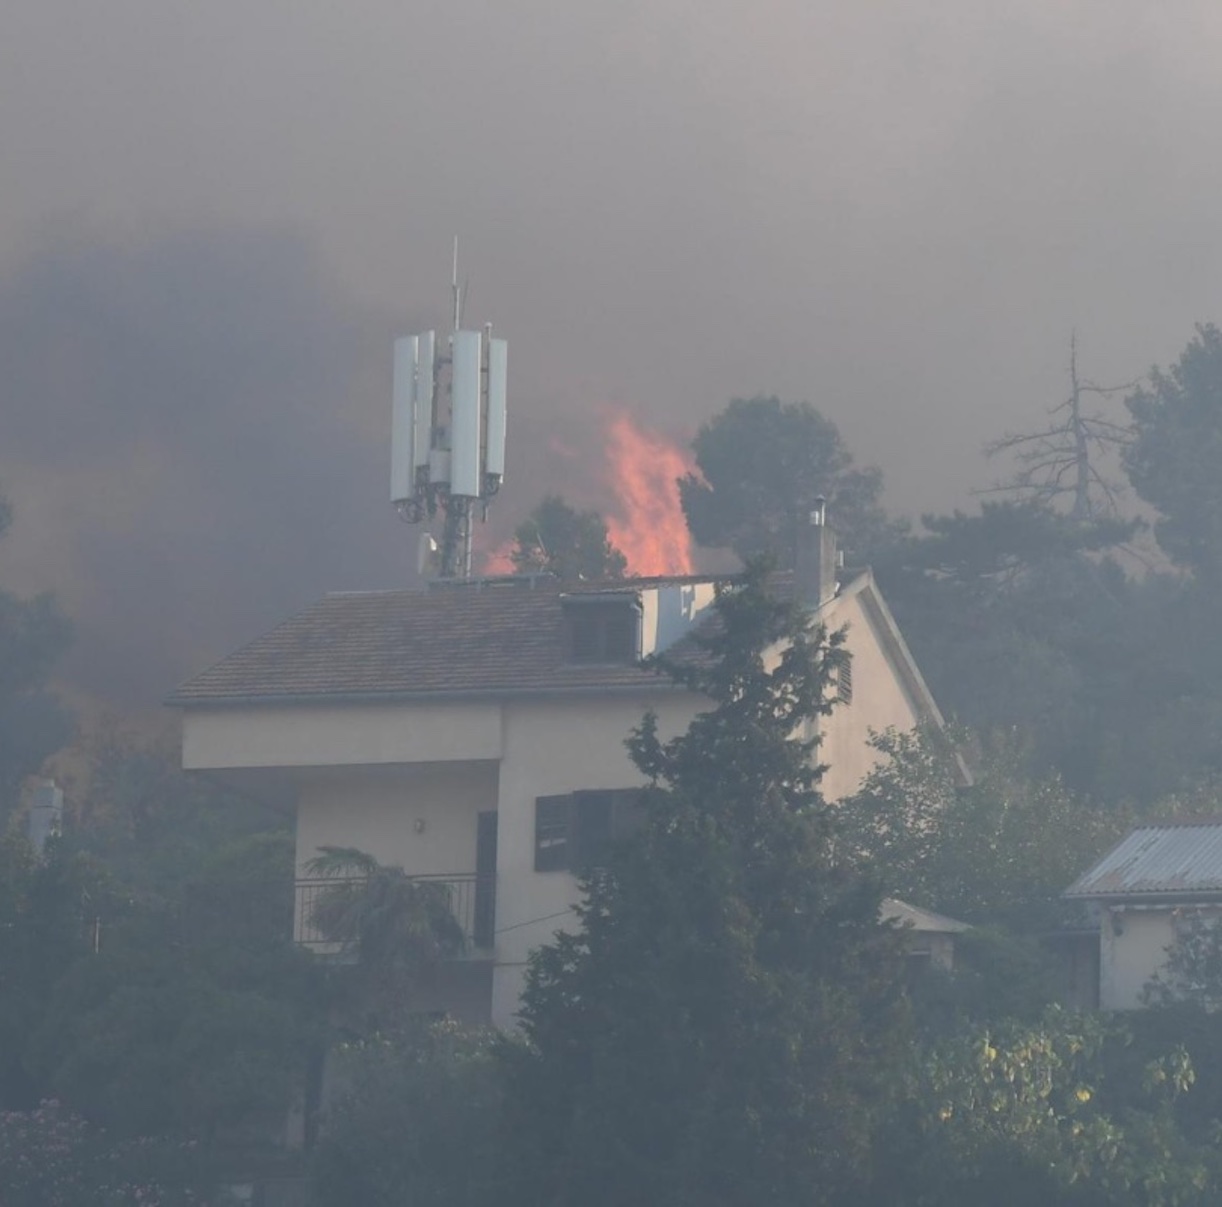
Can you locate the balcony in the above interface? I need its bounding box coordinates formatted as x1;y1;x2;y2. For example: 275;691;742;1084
294;873;495;956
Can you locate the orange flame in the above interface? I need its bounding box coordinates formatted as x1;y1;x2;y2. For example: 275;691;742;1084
603;411;695;576
482;537;516;576
476;409;695;578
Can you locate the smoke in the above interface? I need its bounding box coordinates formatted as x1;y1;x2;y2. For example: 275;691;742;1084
0;226;408;703
0;226;714;706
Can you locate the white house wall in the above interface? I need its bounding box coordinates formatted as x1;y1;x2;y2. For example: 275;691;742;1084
1100;908;1175;1010
1098;906;1222;1010
295;761;499;882
491;691;703;1026
183;701;503;769
818;590;924;803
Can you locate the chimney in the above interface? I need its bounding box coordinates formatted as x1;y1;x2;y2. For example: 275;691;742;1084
795;497;838;609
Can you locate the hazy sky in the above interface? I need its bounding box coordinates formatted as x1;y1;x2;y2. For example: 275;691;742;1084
2;1;1221;701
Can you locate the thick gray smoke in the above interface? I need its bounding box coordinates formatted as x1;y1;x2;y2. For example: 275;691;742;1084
0;228;406;702
0;226;643;705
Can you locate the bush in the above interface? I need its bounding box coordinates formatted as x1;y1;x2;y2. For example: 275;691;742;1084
0;1100;208;1205
311;1020;502;1207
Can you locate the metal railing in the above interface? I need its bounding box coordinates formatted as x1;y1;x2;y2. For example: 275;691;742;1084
294;873;495;954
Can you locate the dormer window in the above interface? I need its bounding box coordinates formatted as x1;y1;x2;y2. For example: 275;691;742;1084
562;595;640;664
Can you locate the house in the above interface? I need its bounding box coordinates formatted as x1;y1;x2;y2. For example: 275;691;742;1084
1064;819;1222;1010
171;513;954;1027
881;899;970;972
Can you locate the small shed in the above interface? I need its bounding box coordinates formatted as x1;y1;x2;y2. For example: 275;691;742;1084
1064;819;1222;1010
881;898;970;971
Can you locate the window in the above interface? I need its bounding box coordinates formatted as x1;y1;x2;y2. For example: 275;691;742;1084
563;600;639;663
534;789;644;872
534;796;572;872
836;652;853;705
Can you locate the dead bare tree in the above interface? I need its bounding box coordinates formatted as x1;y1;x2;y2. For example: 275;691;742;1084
984;333;1137;521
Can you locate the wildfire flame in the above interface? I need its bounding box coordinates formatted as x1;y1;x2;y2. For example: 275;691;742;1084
477;409;695;578
482;537;516;576
603;411;694;577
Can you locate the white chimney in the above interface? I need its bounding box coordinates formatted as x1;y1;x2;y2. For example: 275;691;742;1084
795;498;838;609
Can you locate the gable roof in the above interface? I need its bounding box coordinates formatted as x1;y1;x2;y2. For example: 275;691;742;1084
881;898;970;934
1065;820;1222;900
167;567;954;741
169;577;685;706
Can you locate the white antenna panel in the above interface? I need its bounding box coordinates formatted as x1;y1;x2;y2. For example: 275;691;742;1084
486;338;508;479
390;336;418;503
429;447;451;486
413;330;436;471
450;329;483;497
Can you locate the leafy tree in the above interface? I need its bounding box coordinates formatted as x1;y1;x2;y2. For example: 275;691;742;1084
72;728;285;908
35;832;322;1143
840;728;1127;930
0;833;112;1110
305;846;465;1037
874;501;1168;799
312;1020;501;1207
679;395;900;566
0;492;73;817
509;494;626;581
872;1008;1215;1206
503;561;910;1207
1144;913;1222;1012
1126;324;1222;581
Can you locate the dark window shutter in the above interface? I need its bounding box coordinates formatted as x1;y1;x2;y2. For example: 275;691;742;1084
611;788;646;840
573;790;615;869
534;795;573;872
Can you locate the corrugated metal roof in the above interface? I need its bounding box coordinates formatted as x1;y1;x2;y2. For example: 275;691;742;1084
1065;821;1222;899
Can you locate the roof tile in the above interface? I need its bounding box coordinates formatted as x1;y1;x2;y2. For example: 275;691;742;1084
170;578;684;705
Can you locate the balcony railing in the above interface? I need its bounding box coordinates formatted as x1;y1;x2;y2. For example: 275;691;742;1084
294;873;495;955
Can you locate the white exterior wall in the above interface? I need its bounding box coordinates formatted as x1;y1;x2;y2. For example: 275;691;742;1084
183;701;502;769
1099;908;1175;1009
295;760;498;880
1097;906;1222;1010
818;591;925;803
491;691;703;1026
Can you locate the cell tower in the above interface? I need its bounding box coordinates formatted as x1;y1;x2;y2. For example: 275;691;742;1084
390;241;508;579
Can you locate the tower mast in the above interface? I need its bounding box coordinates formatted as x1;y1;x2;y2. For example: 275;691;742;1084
389;243;507;580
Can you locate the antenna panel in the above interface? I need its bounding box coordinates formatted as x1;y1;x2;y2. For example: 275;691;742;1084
390;336;418;502
413;330;436;470
486;338;508;479
429;447;451;486
450;329;483;497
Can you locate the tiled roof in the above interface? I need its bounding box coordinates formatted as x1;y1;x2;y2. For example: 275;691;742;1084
1065;820;1222;899
169;576;709;706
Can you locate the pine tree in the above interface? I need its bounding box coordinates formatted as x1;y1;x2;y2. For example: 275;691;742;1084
504;561;910;1207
